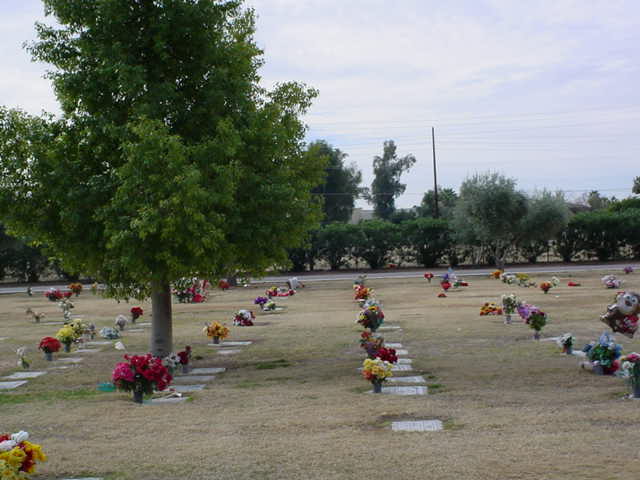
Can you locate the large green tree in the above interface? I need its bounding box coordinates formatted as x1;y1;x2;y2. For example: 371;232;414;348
417;186;458;219
0;0;324;356
308;140;362;223
365;140;416;220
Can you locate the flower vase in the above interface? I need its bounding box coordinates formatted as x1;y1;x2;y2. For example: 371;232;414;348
213;336;220;345
592;364;604;375
44;351;53;361
564;346;573;355
631;381;640;399
533;331;540;340
182;364;190;374
133;390;144;404
372;379;383;394
63;343;71;353
131;317;136;324
504;314;512;325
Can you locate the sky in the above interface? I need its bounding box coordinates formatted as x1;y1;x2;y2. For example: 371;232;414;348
1;0;639;208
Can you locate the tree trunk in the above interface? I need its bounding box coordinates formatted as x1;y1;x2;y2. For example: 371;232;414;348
227;276;238;287
150;281;172;357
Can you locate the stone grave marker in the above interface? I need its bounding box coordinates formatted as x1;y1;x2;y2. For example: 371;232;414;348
3;371;46;380
147;396;190;405
397;358;412;365
387;375;426;384
56;357;84;364
0;380;28;390
379;386;428;395
75;348;101;354
173;375;216;384
385;343;403;348
379;325;401;331
171;384;206;393
394;349;409;355
127;328;144;333
41;321;65;326
211;341;253;347
572;350;587;358
190;367;226;375
217;349;241;355
392;420;442;432
391;364;412;372
137;322;152;326
87;341;113;346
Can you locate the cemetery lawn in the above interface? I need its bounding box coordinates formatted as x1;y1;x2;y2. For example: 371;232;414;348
2;271;640;479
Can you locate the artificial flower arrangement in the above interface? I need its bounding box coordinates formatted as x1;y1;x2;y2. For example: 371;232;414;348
567;281;581;287
99;327;120;339
357;305;385;332
16;347;29;369
203;321;230;343
177;346;192;373
218;279;230;290
479;302;503;316
354;285;374;301
38;336;61;361
233;310;254;326
359;331;384;359
500;272;516;284
173;277;208;303
90;282;99;295
539;281;553;294
44;288;65;301
601;274;621;289
624;266;634;275
115;314;128;331
438;292;447;298
254;296;279;311
130;307;143;323
266;286;295;298
583;332;622;375
68;282;83;296
67;319;88;339
162;353;181;375
55;325;77;352
517;303;547;339
424;272;434;283
376;347;398;364
501;294;518;324
490;269;503;279
112;354;172;403
516;273;536;288
265;286;279;298
254;296;269;307
362;358;393;393
556;333;574;354
58;298;74;322
25;308;45;323
620;352;640;398
0;431;47;478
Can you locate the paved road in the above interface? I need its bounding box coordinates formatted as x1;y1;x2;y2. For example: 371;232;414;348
1;263;637;295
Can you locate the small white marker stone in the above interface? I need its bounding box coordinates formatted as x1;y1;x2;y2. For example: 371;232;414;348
3;371;46;380
385;343;403;348
41;321;65;326
397;358;412;365
392;420;442;432
395;349;409;355
211;341;253;347
48;366;71;370
391;365;413;372
190;367;226;375
147;396;189;404
171;384;206;393
137;322;152;326
127;328;144;333
572;350;587;357
379;325;401;331
56;357;84;363
540;337;560;342
87;341;112;346
173;375;216;384
387;375;426;384
379;386;428;395
217;349;241;355
0;381;28;390
75;349;101;354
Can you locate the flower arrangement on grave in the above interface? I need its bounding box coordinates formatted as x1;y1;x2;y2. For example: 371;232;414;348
556;333;574;354
517;303;547;339
162;353;181;375
55;325;77;352
203;321;230;343
424;272;434;283
287;277;304;290
376;347;398;364
490;269;503;279
438;292;447;298
624;266;634;275
600;291;640;338
265;286;279;298
601;274;621;289
99;327;120;339
0;431;47;478
357;305;385;332
354;285;373;301
218;279;230;290
254;296;269;307
501;272;516;284
539;281;553;294
620;352;640;398
583;333;622;375
68;319;88;339
233;310;255;326
24;308;45;323
262;299;277;311
90;282;99;295
362;358;393;393
112;354;172;403
440;280;451;292
173;277;208;303
44;288;63;302
501;294;518;324
516;273;536;288
360;331;384;358
68;282;83;296
178;346;192;373
130;307;143;323
479;302;503;316
567;281;581;287
115;314;128;331
38;336;61;360
16;347;29;369
58;298;74;322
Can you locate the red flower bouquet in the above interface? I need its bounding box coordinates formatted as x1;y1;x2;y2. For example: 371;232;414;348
38;337;61;353
567;281;581;287
177;346;191;365
424;272;434;283
376;347;398;364
234;310;255;326
218;279;230;290
441;281;451;292
438;292;447;298
44;289;63;302
112;354;172;402
130;307;144;322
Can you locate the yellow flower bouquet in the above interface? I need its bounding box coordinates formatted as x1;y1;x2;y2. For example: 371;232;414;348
55;325;77;352
362;358;393;393
203;321;229;344
0;431;47;478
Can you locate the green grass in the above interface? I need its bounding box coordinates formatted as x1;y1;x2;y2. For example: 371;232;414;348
254;358;291;370
0;388;102;405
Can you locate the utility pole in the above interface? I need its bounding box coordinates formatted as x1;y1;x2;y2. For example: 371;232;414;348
431;126;440;218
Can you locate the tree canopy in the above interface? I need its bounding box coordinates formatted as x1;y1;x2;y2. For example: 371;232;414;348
0;0;325;355
418;187;458;219
365;140;416;220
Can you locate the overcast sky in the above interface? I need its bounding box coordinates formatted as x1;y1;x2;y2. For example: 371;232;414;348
2;0;639;208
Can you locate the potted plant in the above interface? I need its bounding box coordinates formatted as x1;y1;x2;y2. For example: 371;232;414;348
527;308;547;340
204;321;230;344
112;354;172;404
55;325;77;352
178;346;192;374
362;358;393;393
621;352;640;398
130;307;143;323
557;333;574;355
38;337;61;361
